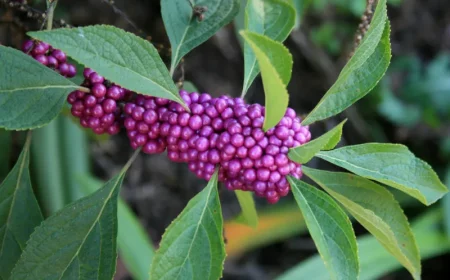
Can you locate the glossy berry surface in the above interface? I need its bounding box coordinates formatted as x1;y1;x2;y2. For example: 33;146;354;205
123;90;311;203
21;39;77;78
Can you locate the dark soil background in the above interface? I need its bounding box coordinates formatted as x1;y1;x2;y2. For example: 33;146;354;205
1;0;450;279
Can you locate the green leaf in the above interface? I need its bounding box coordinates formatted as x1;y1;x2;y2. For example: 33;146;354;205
302;0;391;125
150;170;225;280
0;135;43;279
303;167;421;279
234;190;258;228
292;0;312;29
288;177;359;280
317;143;448;205
182;81;199;93
10;151;138;280
443;167;450;240
276;209;448;280
0;46;79;130
77;175;155;280
240;31;292;131
288;119;346;164
162;0;240;75
28;25;185;106
242;0;295;94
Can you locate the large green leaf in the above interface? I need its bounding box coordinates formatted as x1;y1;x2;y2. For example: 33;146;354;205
241;31;292;131
234;190;258;228
288;119;346;164
29;25;185;105
150;170;225;280
303;167;421;279
9;151;138;279
288;177;359;280
78;175;155;280
0;46;79;130
302;0;391;125
0;135;43;279
277;209;448;280
162;0;240;75
317;143;448;205
242;0;295;94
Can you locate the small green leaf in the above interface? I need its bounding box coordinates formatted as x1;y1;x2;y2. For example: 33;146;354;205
241;31;292;131
242;0;295;94
302;0;391;125
150;170;225;280
303;167;421;280
78;175;155;280
288;177;359;280
317;143;448;205
162;0;240;75
288;119;346;164
0;46;79;130
10;151;138;280
292;0;312;30
29;25;185;105
276;209;447;280
183;81;199;93
443;168;450;240
0;135;43;279
234;190;258;228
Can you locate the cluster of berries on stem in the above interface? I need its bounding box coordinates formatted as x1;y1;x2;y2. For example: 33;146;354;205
22;39;77;77
20;39;312;203
120;91;311;203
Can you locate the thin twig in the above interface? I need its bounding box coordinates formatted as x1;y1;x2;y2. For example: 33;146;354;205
348;0;377;59
99;0;145;37
0;0;70;28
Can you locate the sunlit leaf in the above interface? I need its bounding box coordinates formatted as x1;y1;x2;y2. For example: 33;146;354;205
317;143;448;205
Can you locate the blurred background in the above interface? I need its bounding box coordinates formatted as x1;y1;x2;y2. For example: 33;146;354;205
1;0;449;279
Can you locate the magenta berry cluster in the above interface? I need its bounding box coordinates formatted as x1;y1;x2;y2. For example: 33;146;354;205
122;91;311;203
67;68;133;135
22;39;76;78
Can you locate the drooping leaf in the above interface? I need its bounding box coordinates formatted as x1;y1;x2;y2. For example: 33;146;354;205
288;119;346;164
226;203;307;257
277;209;448;280
161;0;240;75
302;0;391;125
28;25;185;105
0;135;43;279
10;151;139;280
303;167;421;279
242;0;295;94
78;175;155;280
234;190;258;228
150;170;225;280
288;177;359;280
317;143;448;205
0;46;79;130
241;31;292;131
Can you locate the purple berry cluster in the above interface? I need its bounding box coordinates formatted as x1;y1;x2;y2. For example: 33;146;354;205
123;91;311;203
67;68;133;135
22;39;77;78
